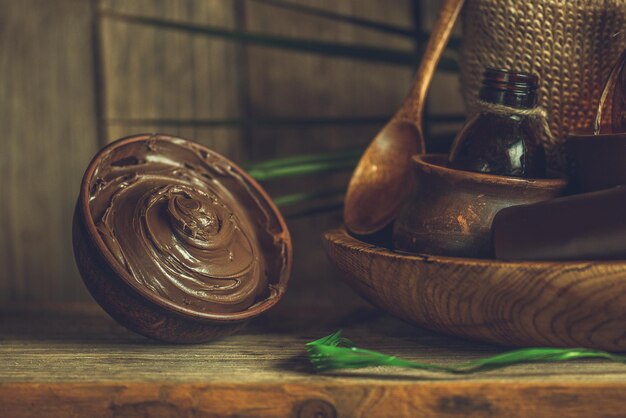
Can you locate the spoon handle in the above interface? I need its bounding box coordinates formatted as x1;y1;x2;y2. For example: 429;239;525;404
395;0;464;129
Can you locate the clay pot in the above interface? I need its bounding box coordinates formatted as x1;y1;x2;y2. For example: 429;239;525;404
567;130;626;193
392;154;567;258
73;134;292;343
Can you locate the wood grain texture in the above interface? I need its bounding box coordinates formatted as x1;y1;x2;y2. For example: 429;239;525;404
2;304;626;417
4;382;626;418
324;228;626;350
242;0;416;314
244;0;415;160
0;0;99;302
98;0;245;160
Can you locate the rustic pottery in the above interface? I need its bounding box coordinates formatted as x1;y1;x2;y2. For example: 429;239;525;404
325;228;626;351
392;154;567;258
73;134;292;343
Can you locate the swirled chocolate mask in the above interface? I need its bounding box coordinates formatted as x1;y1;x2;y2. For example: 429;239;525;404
85;135;290;318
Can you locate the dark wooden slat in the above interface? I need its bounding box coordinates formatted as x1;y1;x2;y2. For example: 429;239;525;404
99;0;245;160
251;0;418;38
98;10;445;68
106;115;390;127
106;114;464;127
99;1;243;124
0;0;99;302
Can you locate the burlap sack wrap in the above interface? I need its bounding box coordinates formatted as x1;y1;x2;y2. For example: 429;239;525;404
460;0;626;169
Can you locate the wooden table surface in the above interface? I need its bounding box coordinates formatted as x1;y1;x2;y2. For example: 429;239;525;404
1;303;626;418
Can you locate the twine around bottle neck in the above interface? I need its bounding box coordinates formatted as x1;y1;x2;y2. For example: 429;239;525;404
475;100;554;142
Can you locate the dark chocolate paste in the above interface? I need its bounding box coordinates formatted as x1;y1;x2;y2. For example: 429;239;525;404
88;135;287;315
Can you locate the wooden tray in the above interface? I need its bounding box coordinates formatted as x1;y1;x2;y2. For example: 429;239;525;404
324;228;626;351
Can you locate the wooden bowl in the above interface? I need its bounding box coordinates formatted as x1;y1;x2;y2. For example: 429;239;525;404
393;154;567;258
73;134;292;343
324;228;626;350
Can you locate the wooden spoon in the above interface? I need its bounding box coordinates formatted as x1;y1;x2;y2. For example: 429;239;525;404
344;0;464;236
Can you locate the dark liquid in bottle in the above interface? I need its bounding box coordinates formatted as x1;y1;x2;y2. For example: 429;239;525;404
448;68;547;178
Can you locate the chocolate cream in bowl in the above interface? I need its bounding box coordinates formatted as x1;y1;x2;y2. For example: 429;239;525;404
87;135;288;316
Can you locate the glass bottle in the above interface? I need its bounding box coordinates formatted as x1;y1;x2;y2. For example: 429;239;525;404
448;68;547;178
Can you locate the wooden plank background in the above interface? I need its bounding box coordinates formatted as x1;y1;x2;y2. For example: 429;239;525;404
0;0;462;305
0;0;99;302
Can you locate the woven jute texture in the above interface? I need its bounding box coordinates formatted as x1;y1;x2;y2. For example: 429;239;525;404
460;0;626;169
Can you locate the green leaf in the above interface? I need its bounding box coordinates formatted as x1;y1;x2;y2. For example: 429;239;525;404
306;330;626;374
247;150;360;180
248;159;356;181
100;10;459;70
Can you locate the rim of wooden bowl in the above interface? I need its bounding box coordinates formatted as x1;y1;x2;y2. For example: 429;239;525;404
327;227;626;267
78;133;293;323
414;154;567;189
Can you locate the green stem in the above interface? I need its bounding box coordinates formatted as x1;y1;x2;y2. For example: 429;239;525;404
248;159;356;181
306;330;626;374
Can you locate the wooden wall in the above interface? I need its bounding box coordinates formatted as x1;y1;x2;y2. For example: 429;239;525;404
0;0;461;308
0;0;99;302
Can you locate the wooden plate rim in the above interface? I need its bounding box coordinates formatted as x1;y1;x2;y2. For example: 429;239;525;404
324;228;626;269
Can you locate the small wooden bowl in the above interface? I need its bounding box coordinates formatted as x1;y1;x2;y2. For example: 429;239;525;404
393;154;567;258
567;130;626;193
73;134;292;343
325;228;626;350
